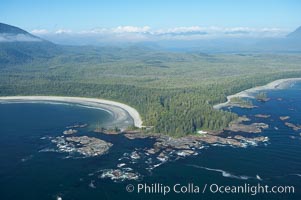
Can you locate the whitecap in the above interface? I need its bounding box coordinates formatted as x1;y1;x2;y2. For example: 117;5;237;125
256;174;263;181
290;174;301;177
153;163;163;168
21;155;33;162
187;164;252;180
117;163;126;168
89;180;96;189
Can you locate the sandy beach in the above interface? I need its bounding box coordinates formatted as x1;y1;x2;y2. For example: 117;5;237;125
0;96;143;128
214;78;301;109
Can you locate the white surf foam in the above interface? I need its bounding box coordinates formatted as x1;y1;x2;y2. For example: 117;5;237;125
188;164;254;180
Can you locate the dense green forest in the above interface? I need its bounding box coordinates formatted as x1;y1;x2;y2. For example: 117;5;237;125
1;43;301;136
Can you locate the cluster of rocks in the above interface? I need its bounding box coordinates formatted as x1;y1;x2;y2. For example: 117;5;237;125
110;112;272;181
255;114;271;118
100;169;140;181
94;128;121;135
278;115;300;133
226;116;269;133
66;123;88;129
154;135;202;149
63;123;89;135
97;114;271;183
123;131;154;139
227;122;269;133
63;129;78;135
256;97;270;102
125;133;202;161
51;136;112;157
124;130;269;162
280;116;290;121
130;151;141;160
229;103;256;109
233;135;269;147
284;122;301;131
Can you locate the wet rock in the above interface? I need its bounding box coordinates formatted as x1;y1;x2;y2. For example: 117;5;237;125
117;163;126;168
66;136;112;157
255;114;271;118
51;136;112;157
196;134;244;147
284;122;301;131
146;148;156;154
280;116;290;121
100;169;140;181
94;127;121;135
234;135;269;146
63;129;78;135
176;150;195;157
227;120;269;133
154;135;202;150
157;152;168;162
130;151;140;160
124;132;156;139
89;180;96;189
66;123;88;129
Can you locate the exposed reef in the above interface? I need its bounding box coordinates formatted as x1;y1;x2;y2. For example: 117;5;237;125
226;116;269;133
280;116;290;121
49;136;113;157
63;129;78;135
255;114;271;118
66;123;88;129
100;169;141;182
284;122;301;131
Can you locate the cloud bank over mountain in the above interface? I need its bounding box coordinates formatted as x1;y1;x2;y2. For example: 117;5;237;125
30;26;289;45
0;33;41;42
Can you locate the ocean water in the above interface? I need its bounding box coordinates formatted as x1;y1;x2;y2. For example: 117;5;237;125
0;83;300;200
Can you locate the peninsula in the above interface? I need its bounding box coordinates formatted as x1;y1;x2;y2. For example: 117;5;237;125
213;78;301;110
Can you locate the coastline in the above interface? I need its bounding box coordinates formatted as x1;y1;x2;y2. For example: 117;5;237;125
0;96;143;128
213;78;301;109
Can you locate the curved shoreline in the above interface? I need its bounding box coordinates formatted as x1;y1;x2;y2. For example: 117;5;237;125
0;96;143;128
214;78;301;109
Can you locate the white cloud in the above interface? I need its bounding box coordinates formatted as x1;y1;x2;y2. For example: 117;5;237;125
113;26;150;33
31;29;49;34
156;26;205;34
55;29;72;34
79;28;108;34
28;26;289;44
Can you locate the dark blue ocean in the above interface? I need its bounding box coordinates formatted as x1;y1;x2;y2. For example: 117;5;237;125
0;83;301;200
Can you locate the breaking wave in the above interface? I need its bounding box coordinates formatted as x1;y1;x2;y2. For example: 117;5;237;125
187;164;262;180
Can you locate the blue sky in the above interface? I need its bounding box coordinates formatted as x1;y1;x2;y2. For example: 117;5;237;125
1;0;300;31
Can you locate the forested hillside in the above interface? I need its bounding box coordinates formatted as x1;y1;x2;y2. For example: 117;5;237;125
1;42;301;136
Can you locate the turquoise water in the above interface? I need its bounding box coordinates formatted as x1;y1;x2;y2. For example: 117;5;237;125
0;83;301;200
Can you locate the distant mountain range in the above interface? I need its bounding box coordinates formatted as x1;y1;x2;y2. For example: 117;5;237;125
0;23;29;34
0;23;60;65
0;23;43;42
0;22;301;58
287;26;301;39
146;26;301;53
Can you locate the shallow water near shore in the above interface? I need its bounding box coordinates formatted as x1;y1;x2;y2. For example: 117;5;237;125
0;82;301;200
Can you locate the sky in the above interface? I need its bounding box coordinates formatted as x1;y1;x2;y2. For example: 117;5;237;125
1;0;301;42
